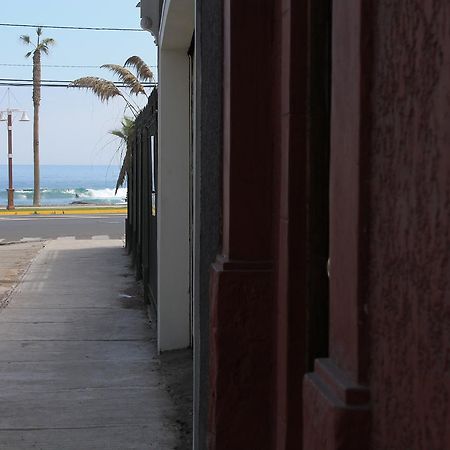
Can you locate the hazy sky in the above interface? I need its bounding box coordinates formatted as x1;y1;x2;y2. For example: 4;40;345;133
0;0;157;166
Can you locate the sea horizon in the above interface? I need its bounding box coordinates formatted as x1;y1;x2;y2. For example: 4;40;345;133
0;164;126;207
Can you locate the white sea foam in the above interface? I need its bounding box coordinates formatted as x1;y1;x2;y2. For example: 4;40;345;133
80;188;127;199
0;165;125;206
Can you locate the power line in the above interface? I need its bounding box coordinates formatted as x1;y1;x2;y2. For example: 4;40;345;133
0;23;144;32
0;78;155;84
0;83;72;87
0;63;157;69
0;63;101;68
0;78;90;83
0;82;157;88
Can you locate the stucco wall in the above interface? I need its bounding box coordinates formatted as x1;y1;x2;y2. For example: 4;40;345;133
193;0;223;448
368;2;450;448
157;48;191;351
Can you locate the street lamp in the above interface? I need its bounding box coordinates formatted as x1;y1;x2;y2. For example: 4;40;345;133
0;109;30;210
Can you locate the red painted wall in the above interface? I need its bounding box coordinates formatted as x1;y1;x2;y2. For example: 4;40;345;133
208;1;277;449
272;0;310;447
304;0;450;448
209;1;450;448
368;2;450;449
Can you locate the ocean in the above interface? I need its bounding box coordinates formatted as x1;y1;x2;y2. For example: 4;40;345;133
0;165;127;207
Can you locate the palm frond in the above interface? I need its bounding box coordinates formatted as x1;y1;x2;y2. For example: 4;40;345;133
36;27;43;36
41;38;56;47
115;146;131;193
20;35;31;45
69;77;123;103
110;117;135;140
121;116;135;132
110;130;127;140
124;56;154;82
101;64;147;96
109;116;135;193
25;51;33;58
37;38;56;55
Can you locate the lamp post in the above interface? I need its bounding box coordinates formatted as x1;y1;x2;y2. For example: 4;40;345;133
0;109;30;210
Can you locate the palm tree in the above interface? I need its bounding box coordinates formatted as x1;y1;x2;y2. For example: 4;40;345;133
109;117;135;193
70;56;153;190
20;27;55;206
70;56;153;118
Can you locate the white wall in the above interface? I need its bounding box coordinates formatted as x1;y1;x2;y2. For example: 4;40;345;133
157;0;194;351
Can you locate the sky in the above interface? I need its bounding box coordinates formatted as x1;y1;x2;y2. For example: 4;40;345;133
0;0;157;166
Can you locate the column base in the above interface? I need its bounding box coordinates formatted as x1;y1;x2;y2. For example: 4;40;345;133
303;358;370;450
208;256;274;450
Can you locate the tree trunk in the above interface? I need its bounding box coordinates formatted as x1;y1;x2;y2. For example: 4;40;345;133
32;50;41;207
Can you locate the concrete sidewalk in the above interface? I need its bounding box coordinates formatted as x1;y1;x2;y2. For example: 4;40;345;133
0;239;188;449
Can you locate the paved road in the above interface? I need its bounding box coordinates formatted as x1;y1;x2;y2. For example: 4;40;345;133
0;214;125;243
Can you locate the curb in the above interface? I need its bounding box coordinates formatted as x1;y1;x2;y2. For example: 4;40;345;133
0;208;127;216
0;239;47;246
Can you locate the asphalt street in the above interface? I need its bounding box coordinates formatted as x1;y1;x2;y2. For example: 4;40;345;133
0;214;125;243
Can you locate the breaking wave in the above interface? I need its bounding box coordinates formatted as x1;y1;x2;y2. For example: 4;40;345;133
3;187;127;205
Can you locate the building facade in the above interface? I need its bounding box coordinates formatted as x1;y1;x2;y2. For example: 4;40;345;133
132;1;450;449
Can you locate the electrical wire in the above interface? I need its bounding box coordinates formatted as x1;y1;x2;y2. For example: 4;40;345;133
0;82;157;88
0;23;144;32
0;78;155;84
0;63;157;69
0;83;75;87
0;63;101;68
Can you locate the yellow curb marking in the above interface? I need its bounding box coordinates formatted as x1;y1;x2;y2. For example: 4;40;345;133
0;208;127;216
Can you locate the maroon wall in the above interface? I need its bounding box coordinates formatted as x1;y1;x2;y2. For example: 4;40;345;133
209;0;450;449
304;1;450;449
368;2;450;449
209;1;316;448
303;0;371;447
208;1;277;448
272;0;309;447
